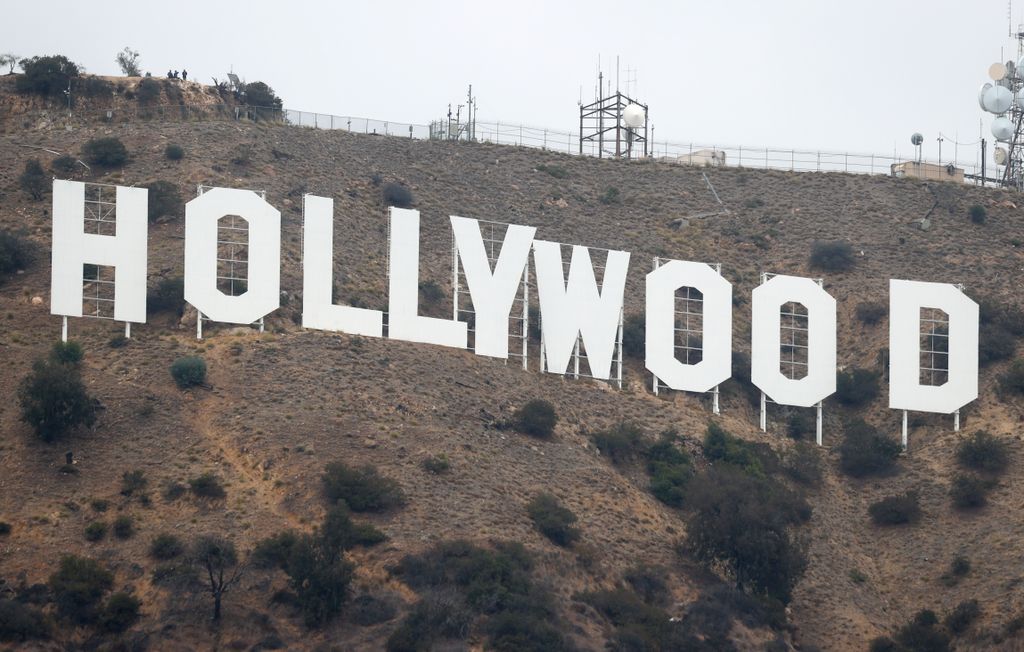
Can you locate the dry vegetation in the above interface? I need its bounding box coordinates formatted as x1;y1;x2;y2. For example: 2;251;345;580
2;76;1024;650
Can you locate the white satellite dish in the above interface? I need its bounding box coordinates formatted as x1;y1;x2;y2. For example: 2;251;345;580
979;82;994;110
990;61;1008;80
995;146;1009;165
622;103;645;129
983;84;1013;114
992;116;1015;142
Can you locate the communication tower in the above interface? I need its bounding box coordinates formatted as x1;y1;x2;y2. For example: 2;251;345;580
579;58;649;159
978;25;1024;189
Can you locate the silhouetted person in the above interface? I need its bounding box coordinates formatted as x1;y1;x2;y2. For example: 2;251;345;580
167;70;173;78
182;69;187;81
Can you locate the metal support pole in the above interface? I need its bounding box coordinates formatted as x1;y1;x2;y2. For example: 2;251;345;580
816;402;823;446
197;311;203;340
902;410;909;450
712;385;720;414
954;409;960;432
61;316;68;343
760;392;767;432
521;268;529;370
259;317;264;334
124;322;131;339
616;307;624;390
573;337;580;379
452;235;459;322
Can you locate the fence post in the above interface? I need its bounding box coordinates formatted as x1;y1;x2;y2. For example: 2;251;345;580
739;145;742;167
791;150;794;171
817;152;820;171
765;148;768;168
845;153;848;172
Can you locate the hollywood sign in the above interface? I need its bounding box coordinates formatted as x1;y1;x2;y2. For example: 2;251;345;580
50;181;979;443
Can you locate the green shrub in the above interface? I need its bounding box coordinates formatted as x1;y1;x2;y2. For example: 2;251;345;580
0;598;49;642
535;163;569;179
784;442;823;486
147;276;184;314
645;433;693;507
591;421;646;464
322;462;405;512
50;340;84;364
581;589;678;650
82;137;128;167
422;454;451;474
512;399;558;439
892;610;950;652
835;367;880;406
855;301;887;325
0;522;10;536
241;81;284;117
144;180;182;222
18;159;47;200
252;530;299;568
599;186;621;205
90;499;109;512
621;313;645;359
950;473;994;509
837;418;901;477
0;230;36;279
955;431;1009;474
285;532;355;627
1000;360;1024;395
84;521;107;542
624;564;669;605
164;143;185;160
785;408;815;440
386;592;473;650
968;204;987;224
163;482;187;501
189;473;225;499
809;240;855;272
382;182;413;208
418;280;443;304
16;55;80;96
320;502;386;551
979;324;1016;365
703;422;775;476
945;600;980;635
868;492;921;525
136;77;161;103
48;555;113;624
121;469;147;496
351;594;397;626
526;492;580;547
112;515;134;539
150;533;184;560
51;154;77;175
18;357;96;441
170;356;206;388
99;592;140;633
685;465;810;603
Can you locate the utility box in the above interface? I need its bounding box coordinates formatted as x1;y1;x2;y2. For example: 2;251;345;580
891;161;964;183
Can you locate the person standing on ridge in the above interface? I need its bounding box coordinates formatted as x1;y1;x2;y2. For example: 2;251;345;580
182;69;187;81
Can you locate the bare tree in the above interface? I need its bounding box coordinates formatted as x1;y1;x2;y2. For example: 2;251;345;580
0;54;19;74
115;47;141;77
193;536;244;622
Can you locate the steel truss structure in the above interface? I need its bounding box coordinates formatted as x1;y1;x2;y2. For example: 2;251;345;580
650;257;721;414
579;90;648;159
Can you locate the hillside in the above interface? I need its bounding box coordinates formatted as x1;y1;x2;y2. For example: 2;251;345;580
3;81;1024;651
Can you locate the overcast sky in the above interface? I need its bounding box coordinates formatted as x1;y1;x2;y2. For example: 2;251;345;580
4;1;1020;164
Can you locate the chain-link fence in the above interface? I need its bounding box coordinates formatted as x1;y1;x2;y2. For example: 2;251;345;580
5;102;984;181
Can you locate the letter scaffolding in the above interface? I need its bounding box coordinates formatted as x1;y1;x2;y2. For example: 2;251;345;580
195;184;266;339
451;220;531;370
650;257;722;414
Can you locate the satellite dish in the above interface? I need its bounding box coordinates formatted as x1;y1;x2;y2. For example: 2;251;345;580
911;133;924;146
995;146;1009;165
990;61;1008;80
983;84;1013;114
622;104;645;129
992;116;1015;142
979;82;994;110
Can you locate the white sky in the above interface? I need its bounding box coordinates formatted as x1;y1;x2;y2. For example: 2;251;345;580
3;0;1021;163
